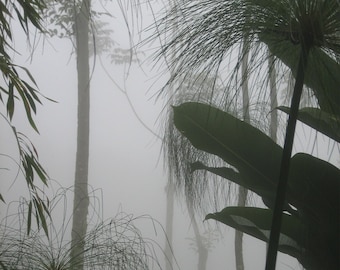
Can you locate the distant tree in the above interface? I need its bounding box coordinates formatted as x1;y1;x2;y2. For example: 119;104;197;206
44;0;93;268
0;0;50;235
45;1;145;268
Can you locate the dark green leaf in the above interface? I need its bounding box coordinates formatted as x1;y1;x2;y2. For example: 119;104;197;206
27;200;32;235
288;153;340;225
6;83;14;120
35;199;49;237
262;35;340;116
173;102;282;192
278;106;340;143
0;193;5;203
205;207;305;258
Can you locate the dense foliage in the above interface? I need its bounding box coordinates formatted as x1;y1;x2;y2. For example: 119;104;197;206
161;0;340;269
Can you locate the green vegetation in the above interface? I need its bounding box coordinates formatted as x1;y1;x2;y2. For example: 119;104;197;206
161;0;340;269
0;187;162;269
0;0;50;234
173;101;339;269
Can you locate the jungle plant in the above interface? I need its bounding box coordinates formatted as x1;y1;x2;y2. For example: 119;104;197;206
157;0;340;269
0;0;51;234
0;185;163;270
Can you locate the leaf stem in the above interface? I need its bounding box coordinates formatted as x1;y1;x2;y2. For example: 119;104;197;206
265;46;309;270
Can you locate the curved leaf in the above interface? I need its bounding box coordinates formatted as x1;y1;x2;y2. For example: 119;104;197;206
205;207;305;259
288;153;340;225
261;34;340;116
278;106;340;143
173;102;282;189
190;161;285;211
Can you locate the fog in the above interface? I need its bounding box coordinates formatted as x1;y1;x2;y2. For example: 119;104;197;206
1;1;338;270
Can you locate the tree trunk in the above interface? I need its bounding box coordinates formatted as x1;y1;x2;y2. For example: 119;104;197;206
70;0;91;269
265;47;309;270
235;37;250;270
164;182;175;270
186;198;208;270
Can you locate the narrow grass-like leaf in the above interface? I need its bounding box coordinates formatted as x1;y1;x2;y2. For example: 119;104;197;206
6;83;14;120
27;200;32;235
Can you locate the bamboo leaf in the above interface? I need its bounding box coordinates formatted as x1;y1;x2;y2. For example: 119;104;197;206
27;200;32;235
6;83;14;120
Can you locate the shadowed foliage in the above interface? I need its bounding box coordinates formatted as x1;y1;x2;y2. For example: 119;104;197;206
157;0;340;269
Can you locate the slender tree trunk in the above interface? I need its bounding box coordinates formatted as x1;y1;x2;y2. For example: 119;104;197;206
70;1;91;269
186;198;208;270
235;37;250;270
265;47;309;270
164;182;175;270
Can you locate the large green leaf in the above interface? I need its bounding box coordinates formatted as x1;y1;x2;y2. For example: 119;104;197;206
174;103;340;212
174;102;340;268
173;102;282;190
205;205;338;270
278;106;340;143
261;34;340;116
288;153;340;226
193;152;340;221
205;207;305;260
190;161;288;212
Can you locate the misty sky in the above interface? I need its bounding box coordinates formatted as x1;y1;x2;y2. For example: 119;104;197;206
1;1;338;270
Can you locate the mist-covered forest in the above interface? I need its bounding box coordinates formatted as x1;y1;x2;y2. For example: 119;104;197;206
1;1;339;270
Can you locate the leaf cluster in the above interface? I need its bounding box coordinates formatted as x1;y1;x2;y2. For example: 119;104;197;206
160;0;340;269
0;0;50;234
0;186;163;270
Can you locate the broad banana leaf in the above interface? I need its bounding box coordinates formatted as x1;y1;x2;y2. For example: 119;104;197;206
173;102;340;255
190;161;288;212
174;102;340;269
278;106;340;143
205;206;338;270
173;102;282;191
205;207;305;259
174;102;340;213
288;153;340;231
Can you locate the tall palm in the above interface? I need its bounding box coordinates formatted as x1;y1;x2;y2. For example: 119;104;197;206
157;0;340;269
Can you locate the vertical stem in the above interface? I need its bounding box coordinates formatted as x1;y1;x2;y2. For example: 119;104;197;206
265;47;308;270
235;186;247;270
235;36;250;270
186;198;208;270
165;182;175;270
71;0;91;269
268;54;278;142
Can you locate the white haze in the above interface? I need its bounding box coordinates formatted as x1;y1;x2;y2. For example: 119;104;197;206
1;1;338;270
